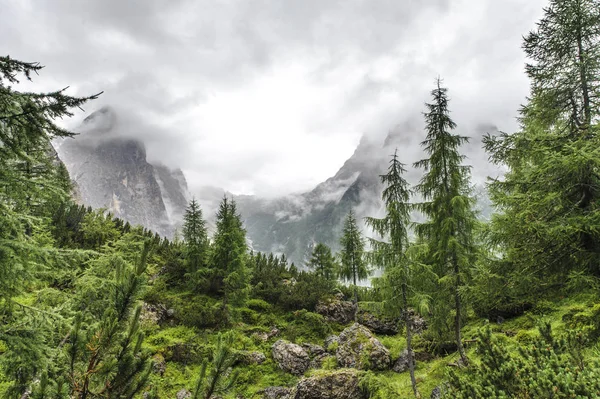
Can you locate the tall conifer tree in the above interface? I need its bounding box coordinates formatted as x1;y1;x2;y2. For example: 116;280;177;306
414;79;477;364
366;150;420;398
484;0;600;302
307;243;337;282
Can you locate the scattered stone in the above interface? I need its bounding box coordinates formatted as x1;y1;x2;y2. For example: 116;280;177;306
294;369;367;399
356;310;399;335
336;323;391;371
152;354;166;376
241;351;267;365
392;349;414;373
176;389;191;399
430;386;443;399
316;298;356;324
262;386;292;399
272;340;310;376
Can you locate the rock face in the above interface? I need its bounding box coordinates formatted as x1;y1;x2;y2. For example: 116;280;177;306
336;323;391;371
356;310;399;335
272;340;310;376
316;297;356;324
55;106;189;237
293;370;367;399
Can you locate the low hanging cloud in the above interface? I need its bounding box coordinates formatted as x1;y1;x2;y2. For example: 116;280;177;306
3;0;545;197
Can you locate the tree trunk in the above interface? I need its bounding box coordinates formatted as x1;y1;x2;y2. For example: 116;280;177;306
454;258;468;365
403;282;420;398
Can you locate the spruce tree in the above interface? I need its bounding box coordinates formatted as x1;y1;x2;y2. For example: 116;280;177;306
365;150;420;398
414;79;477;364
211;196;249;322
306;243;337;282
339;210;368;304
182;198;208;275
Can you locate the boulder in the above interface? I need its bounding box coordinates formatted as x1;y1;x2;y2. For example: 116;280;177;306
152;353;166;376
430;386;443;399
272;340;310;376
316;298;356;324
241;351;267;365
310;353;335;369
263;386;292;399
140;302;174;325
176;389;191;399
392;349;414;373
293;370;367;399
336;323;391;371
302;343;326;357
407;309;427;334
356;310;399;335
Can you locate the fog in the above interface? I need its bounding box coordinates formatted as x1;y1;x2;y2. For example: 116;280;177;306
3;0;545;197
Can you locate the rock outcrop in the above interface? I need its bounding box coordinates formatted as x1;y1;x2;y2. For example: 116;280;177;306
262;387;292;399
293;370;367;399
316;296;356;324
336;323;391;371
272;340;310;376
356;310;399;335
392;349;414;373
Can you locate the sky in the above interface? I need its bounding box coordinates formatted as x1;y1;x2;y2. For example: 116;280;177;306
2;0;546;197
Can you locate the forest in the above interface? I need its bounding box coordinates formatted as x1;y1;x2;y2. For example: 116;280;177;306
1;0;600;397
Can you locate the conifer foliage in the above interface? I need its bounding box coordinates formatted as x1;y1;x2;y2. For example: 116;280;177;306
182;198;208;275
414;79;477;363
339;211;369;303
307;243;337;282
366;150;421;398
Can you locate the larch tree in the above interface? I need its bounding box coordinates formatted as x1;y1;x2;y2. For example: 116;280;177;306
414;79;477;365
339;210;369;304
0;56;99;397
484;0;600;303
365;150;421;398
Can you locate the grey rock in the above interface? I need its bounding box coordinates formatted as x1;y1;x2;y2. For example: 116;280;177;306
272;340;310;376
392;349;415;373
293;370;367;399
430;386;443;399
263;387;292;399
315;298;356;324
176;389;191;399
310;353;335;369
241;351;267;365
336;323;391;371
356;309;399;335
302;343;326;357
324;335;339;353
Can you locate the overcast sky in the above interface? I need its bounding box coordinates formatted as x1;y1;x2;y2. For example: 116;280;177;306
2;0;546;196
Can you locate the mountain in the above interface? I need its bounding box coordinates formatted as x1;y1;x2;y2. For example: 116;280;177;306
54;107;189;237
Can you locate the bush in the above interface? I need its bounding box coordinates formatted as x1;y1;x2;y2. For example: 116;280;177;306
247;298;273;313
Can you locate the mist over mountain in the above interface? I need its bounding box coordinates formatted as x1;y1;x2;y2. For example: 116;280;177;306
55;107;190;237
54;106;496;266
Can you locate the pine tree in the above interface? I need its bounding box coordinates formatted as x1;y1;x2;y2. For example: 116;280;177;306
192;331;239;399
211;196;249;322
339;210;368;304
306;243;337;282
182;198;208;275
414;79;477;364
365;150;420;398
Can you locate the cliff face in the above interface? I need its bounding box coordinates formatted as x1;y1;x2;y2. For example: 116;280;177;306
55;107;189;237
